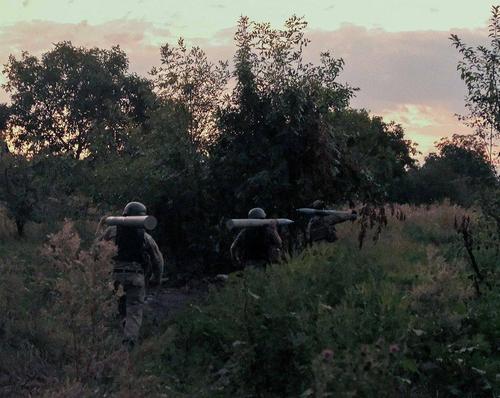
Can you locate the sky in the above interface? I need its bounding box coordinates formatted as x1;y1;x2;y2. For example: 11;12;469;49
0;0;497;155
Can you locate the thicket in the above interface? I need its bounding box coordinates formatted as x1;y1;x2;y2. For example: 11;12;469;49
0;16;419;273
117;205;499;396
0;9;499;397
0;220;131;397
0;14;498;255
1;204;499;396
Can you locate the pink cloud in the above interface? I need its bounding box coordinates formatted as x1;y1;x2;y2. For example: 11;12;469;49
379;103;473;156
0;19;171;102
300;25;483;154
303;24;487;113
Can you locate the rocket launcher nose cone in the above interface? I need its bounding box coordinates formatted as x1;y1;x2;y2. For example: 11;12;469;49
143;216;158;230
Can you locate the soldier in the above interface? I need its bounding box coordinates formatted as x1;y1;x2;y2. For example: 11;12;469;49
98;201;164;349
306;200;357;245
230;207;283;269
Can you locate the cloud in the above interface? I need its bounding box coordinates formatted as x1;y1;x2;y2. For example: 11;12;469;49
379;103;472;155
303;24;486;112
298;25;484;153
0;19;173;102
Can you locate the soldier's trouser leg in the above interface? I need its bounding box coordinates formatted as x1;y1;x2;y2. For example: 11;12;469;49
113;280;127;320
118;295;127;318
123;274;145;343
115;273;145;343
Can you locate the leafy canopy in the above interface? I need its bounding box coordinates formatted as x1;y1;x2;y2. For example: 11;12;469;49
3;41;154;159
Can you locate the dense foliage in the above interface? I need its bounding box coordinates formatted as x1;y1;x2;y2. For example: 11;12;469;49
392;134;497;206
0;8;500;398
129;205;498;398
3;42;154;159
1;204;499;396
450;5;500;164
0;16;419;266
10;18;425;270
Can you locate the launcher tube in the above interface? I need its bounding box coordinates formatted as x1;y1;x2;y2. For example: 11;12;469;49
105;215;158;230
226;218;294;230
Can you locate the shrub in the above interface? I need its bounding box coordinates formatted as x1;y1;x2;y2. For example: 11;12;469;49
128;204;499;397
0;221;129;396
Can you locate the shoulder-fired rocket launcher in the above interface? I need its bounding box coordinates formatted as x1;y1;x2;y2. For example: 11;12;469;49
226;218;294;230
105;215;158;230
296;208;354;217
296;208;357;224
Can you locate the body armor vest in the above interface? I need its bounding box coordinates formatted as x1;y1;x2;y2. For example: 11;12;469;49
241;227;269;261
115;225;146;264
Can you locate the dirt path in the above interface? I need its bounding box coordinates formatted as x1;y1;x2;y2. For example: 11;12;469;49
144;284;208;322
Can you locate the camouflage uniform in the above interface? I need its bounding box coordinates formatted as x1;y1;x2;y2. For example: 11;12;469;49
230;223;282;269
306;201;357;245
99;225;164;345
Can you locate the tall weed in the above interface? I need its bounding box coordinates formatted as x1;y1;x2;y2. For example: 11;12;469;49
129;204;499;397
0;221;128;396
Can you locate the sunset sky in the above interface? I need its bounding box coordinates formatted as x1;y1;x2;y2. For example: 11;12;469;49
0;0;497;155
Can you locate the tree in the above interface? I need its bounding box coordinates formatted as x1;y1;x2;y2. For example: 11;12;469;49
451;6;500;243
451;6;500;165
395;134;496;205
0;103;9;132
0;104;10;157
210;16;357;218
331;109;418;203
0;153;40;237
151;39;229;148
87;100;217;270
3;42;155;159
210;16;416;220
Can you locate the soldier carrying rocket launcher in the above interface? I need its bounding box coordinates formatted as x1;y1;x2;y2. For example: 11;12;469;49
228;207;293;269
298;200;357;245
96;201;164;350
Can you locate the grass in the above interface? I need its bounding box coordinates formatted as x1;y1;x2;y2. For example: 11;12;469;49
0;203;498;397
129;203;498;397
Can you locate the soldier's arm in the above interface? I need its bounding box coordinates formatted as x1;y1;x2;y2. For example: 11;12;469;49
145;233;164;284
230;230;245;263
305;218;314;244
266;221;282;248
266;221;283;263
90;226;116;259
96;226;116;242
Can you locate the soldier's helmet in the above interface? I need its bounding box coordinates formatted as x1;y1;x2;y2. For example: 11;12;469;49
123;201;147;216
248;207;266;219
311;200;325;210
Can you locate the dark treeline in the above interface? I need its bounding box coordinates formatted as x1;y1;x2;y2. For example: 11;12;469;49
0;16;497;273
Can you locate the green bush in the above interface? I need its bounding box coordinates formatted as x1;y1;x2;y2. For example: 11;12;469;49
130;204;499;397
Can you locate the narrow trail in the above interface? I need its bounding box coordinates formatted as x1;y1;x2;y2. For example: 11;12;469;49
144;283;210;322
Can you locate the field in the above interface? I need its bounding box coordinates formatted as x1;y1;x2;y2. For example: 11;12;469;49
0;203;499;397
